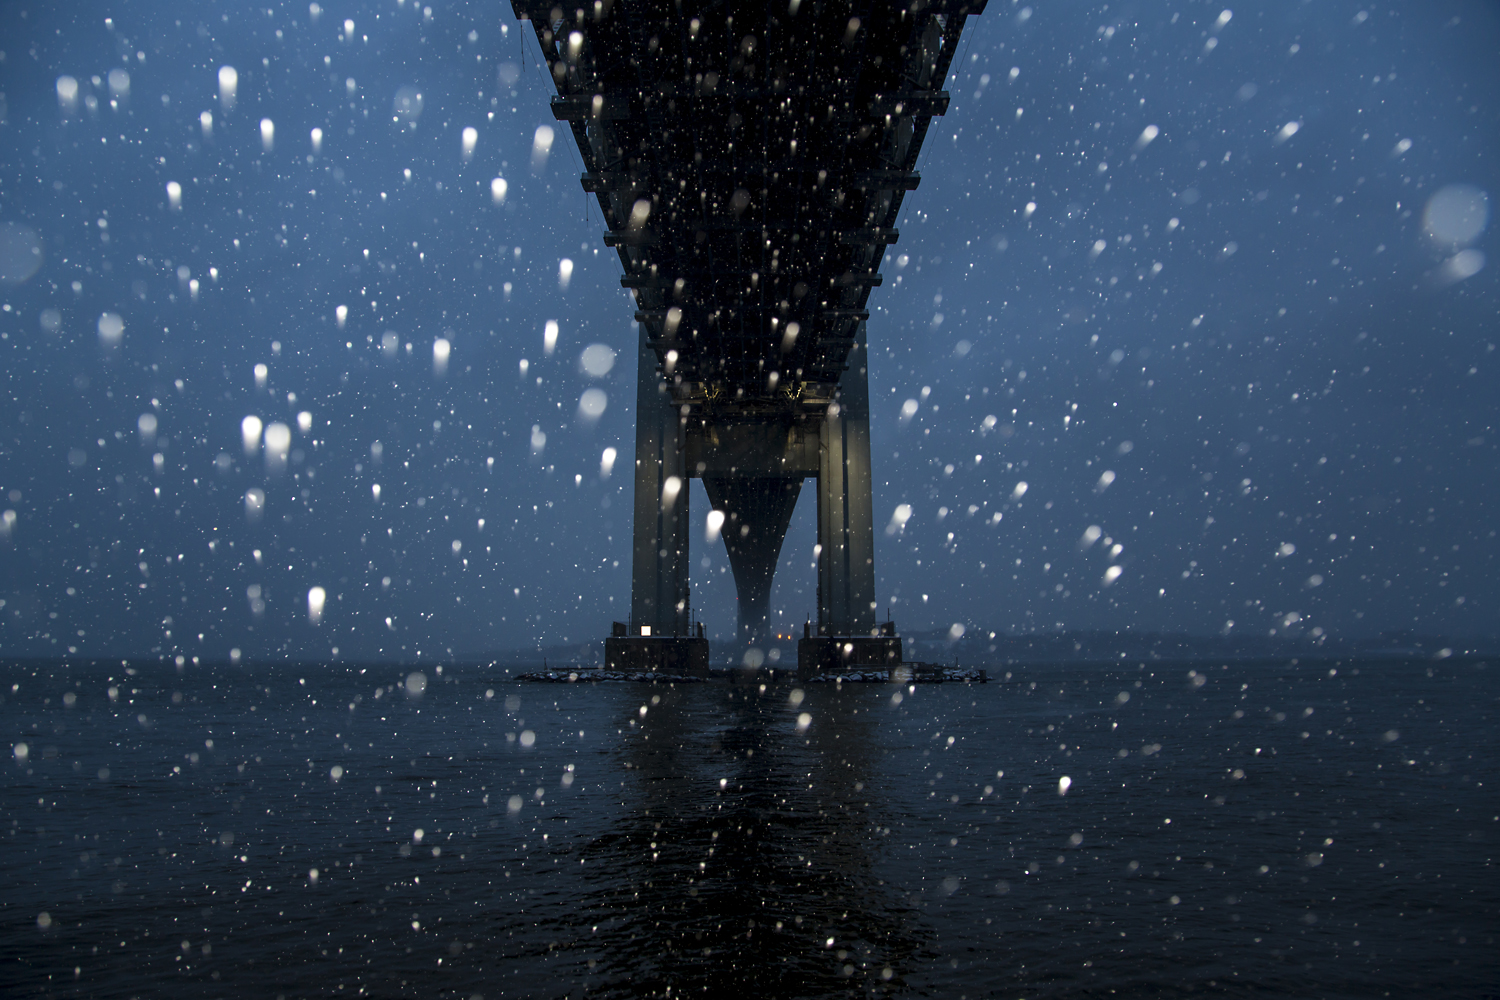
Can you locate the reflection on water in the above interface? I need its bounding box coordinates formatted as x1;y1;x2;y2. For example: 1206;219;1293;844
578;683;924;996
1;660;1496;998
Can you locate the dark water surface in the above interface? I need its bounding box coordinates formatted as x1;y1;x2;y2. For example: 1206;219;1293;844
3;658;1496;998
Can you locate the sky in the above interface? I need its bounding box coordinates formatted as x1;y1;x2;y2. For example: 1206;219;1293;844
0;0;1496;663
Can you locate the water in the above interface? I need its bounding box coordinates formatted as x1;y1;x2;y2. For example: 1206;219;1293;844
3;658;1496;998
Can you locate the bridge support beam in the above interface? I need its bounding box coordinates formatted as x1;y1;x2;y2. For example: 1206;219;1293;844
816;325;877;638
629;323;691;637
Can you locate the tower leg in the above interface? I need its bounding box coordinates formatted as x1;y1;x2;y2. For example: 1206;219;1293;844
702;476;803;648
817;323;877;637
629;324;691;635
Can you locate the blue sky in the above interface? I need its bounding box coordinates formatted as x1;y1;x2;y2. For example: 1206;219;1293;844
0;0;1496;661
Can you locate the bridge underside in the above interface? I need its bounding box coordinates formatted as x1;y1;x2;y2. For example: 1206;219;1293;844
513;0;985;662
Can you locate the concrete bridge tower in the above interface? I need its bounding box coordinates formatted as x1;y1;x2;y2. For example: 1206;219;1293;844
512;0;987;674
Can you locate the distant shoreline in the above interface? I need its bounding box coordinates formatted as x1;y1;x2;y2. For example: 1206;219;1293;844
2;649;1492;675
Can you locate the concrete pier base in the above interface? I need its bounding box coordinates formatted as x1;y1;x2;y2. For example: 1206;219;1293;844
604;634;710;677
798;632;903;680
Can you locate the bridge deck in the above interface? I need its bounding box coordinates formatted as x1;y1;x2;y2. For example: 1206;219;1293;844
515;0;985;423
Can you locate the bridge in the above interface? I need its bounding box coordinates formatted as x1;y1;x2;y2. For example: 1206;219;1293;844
511;0;988;675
